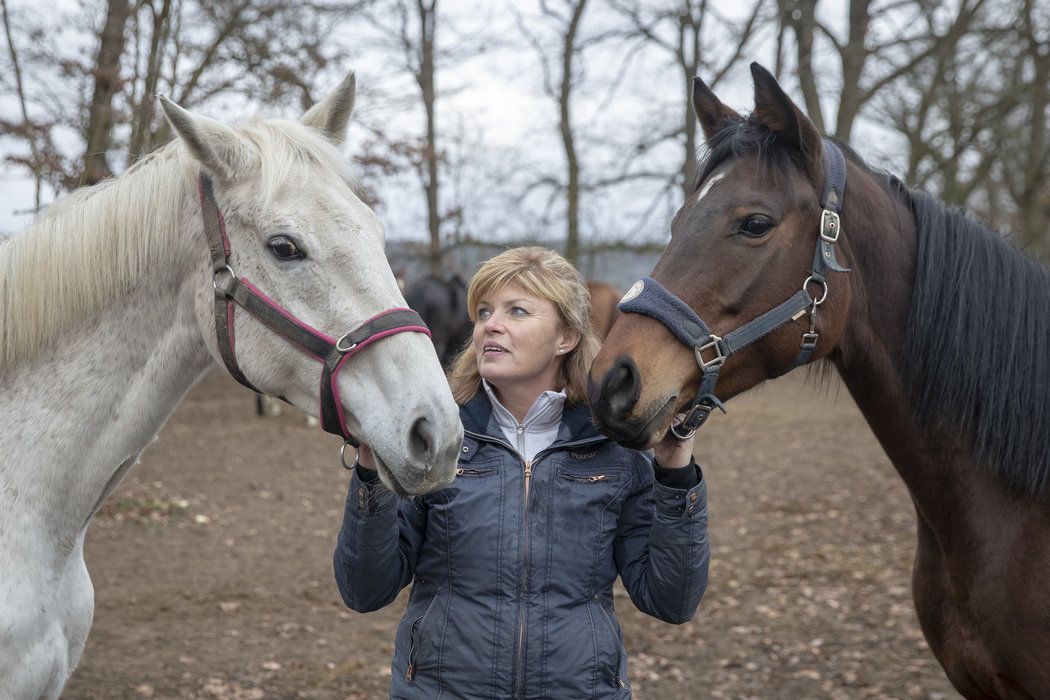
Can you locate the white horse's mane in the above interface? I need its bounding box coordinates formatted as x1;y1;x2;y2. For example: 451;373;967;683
0;119;358;371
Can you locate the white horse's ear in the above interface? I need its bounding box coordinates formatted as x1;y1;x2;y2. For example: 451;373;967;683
158;95;254;181
301;71;356;145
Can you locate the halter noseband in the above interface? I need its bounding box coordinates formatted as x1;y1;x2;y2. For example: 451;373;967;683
198;173;430;447
618;139;850;439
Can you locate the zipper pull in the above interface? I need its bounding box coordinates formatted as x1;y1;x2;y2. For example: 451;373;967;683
406;663;415;681
589;475;606;482
524;460;533;478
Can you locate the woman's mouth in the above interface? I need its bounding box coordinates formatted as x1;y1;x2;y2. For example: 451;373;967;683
483;343;507;356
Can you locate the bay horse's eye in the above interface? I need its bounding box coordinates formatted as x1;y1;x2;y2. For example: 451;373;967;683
267;235;306;261
740;216;774;238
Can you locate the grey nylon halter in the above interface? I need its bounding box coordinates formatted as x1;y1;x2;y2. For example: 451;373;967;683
618;139;851;438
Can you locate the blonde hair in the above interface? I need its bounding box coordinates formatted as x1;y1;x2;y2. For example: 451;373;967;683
448;246;600;405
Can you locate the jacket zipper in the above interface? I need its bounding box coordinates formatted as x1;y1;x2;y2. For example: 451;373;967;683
462;429;606;698
594;597;628;689
405;592;442;682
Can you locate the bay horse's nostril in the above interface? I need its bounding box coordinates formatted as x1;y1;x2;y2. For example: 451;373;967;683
602;356;641;417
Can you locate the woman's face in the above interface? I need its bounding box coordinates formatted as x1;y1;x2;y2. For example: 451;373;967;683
473;283;578;396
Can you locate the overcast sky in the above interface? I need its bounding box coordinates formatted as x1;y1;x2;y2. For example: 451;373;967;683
1;0;879;244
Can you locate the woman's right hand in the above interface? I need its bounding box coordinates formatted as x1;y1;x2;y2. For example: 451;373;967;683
356;443;378;471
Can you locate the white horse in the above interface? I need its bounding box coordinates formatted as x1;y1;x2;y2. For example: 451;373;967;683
0;72;462;699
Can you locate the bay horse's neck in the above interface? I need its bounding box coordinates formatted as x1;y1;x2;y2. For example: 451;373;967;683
0;155;213;547
828;164;993;536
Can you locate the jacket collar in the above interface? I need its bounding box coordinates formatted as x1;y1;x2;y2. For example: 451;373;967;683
461;391;604;444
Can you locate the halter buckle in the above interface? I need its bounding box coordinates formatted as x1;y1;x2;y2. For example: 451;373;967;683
694;335;726;370
800;331;819;350
820;210;841;243
677;393;728;437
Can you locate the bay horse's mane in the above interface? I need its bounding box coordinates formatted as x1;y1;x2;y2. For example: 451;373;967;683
695;117;1050;499
896;180;1050;498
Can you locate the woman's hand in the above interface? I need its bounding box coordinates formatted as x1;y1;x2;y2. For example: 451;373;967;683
652;425;695;469
356;443;378;471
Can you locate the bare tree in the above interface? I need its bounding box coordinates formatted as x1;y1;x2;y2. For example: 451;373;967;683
778;0;988;143
0;0;42;209
610;0;769;198
514;0;599;265
0;0;368;197
873;0;1049;254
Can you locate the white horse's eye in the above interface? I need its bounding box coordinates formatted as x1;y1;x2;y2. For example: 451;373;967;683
267;235;306;261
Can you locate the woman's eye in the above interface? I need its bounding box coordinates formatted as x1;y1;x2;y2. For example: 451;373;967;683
477;308;492;320
268;235;305;260
739;216;774;238
510;306;528;316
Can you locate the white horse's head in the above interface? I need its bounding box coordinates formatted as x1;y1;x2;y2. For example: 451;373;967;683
158;73;462;495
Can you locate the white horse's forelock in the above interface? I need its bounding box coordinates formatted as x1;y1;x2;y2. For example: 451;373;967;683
0;118;359;371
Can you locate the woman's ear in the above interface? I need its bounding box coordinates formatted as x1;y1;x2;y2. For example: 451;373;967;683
556;329;581;356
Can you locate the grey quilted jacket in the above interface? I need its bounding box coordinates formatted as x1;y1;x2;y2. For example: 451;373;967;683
333;392;710;699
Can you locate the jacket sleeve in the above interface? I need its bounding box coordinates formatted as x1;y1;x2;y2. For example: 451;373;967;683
332;466;429;612
613;451;710;625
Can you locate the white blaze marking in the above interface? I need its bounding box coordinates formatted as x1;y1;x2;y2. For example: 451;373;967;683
694;171;726;205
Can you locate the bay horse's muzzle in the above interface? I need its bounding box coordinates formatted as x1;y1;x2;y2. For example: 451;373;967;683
588;356;674;449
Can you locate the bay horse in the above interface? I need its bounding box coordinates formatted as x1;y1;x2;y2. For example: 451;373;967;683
0;72;462;699
586;280;621;340
589;63;1050;699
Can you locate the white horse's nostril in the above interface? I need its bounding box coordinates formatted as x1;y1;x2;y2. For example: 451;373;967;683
408;416;434;469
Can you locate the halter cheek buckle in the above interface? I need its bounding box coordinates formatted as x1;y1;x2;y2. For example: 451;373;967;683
336;334;358;353
820;210;841;243
694;335;726;370
673;394;728;439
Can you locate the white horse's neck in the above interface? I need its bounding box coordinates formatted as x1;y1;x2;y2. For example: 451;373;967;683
0;155;213;549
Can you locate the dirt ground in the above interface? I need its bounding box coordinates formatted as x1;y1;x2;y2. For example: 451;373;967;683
64;369;962;700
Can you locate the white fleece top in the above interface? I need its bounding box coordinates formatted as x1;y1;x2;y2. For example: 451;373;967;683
482;380;567;461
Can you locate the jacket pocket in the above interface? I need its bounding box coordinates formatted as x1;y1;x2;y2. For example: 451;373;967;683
559;471;620;484
405;590;443;682
456;466;496;477
591;598;629;690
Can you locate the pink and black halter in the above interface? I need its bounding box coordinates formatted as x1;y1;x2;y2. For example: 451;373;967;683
197;173;430;447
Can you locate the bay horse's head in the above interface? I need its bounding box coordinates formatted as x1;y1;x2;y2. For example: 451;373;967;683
159;73;462;495
589;63;855;448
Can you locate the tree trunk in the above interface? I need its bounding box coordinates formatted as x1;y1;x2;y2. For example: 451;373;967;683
81;0;132;186
416;0;441;273
128;0;172;164
782;0;825;133
561;0;589;266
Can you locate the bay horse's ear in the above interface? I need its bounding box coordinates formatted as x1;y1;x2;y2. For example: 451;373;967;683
158;95;255;182
692;76;742;143
301;71;357;146
749;62;822;167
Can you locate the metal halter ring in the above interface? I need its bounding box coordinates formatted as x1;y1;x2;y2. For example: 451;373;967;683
213;264;236;291
336;334;359;353
803;276;829;306
669;421;698;441
340;439;360;470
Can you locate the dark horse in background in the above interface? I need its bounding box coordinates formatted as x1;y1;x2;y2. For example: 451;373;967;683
589;63;1050;699
404;274;472;367
404;275;622;369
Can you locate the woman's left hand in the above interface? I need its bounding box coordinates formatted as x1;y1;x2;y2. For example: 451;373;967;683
652;426;695;469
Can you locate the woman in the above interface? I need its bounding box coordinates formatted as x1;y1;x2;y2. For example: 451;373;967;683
334;247;710;698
